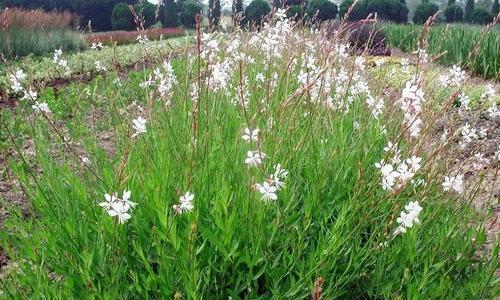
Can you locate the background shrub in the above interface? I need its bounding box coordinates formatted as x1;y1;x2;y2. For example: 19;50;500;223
111;2;135;31
346;0;409;23
339;0;353;18
413;1;439;24
244;0;271;26
180;0;202;27
444;4;464;22
307;0;338;21
471;7;493;24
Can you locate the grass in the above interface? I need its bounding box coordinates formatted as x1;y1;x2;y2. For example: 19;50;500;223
0;28;86;59
382;23;500;79
0;19;498;298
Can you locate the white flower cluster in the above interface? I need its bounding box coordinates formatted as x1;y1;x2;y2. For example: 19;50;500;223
481;84;499;119
375;142;422;191
132;116;147;138
91;42;103;50
53;48;70;76
399;76;425;138
442;174;464;194
9;69;51;114
99;190;137;224
459;123;487;149
153;61;178;107
439;65;466;87
394;201;423;235
95;60;107;73
256;164;289;201
173;191;194;214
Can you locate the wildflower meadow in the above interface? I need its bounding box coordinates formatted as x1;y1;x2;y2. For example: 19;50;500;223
0;3;499;299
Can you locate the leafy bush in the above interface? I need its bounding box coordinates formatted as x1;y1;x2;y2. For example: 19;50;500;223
307;0;338;21
345;0;409;23
413;1;439;24
111;2;135;31
179;0;203;27
444;4;464;22
471;7;493;24
244;0;271;26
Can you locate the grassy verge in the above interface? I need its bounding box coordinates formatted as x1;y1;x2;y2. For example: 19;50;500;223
382;23;500;79
0;18;498;298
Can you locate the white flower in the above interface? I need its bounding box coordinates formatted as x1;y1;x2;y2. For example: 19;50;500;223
32;101;51;114
255;73;265;83
95;60;107;72
81;156;91;166
395;201;422;235
242;128;259;142
137;34;149;44
99;190;136;224
442;174;464;194
22;89;37;101
10;69;26;93
99;193;117;211
245;150;265;167
132;117;147;137
400;58;410;73
108;201;132;224
91;42;103;50
481;83;495;100
269;164;288;190
173;191;194;214
257;181;278;201
406;156;422;173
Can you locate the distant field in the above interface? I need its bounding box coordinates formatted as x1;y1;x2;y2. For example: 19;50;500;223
383;23;500;79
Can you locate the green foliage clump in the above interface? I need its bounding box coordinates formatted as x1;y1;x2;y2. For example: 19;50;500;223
413;1;439;24
342;0;409;23
244;0;271;26
471;7;493;24
444;4;464;22
179;0;203;27
307;0;338;21
111;3;135;31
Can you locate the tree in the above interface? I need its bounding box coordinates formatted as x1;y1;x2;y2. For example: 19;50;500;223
111;2;135;30
72;0;139;32
208;0;221;28
307;0;338;21
413;0;439;23
339;0;354;18
464;0;474;21
179;0;202;27
444;3;464;21
471;6;493;22
244;0;271;26
287;4;305;20
135;1;158;28
160;0;179;28
492;0;499;15
232;0;244;24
